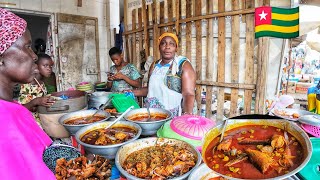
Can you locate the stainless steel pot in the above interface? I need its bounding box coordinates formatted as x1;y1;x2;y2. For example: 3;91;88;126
88;91;113;109
124;108;173;135
38;90;87;114
75;121;141;159
202;119;312;180
115;137;202;180
59;110;110;135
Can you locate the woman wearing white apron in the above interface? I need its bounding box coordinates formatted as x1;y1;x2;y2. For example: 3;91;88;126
133;32;196;116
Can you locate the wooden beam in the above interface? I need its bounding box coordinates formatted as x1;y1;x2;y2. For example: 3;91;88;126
195;0;202;115
185;0;192;62
175;0;180;36
167;0;173;32
132;9;137;65
205;0;214;117
160;1;165;34
142;0;149;57
230;0;240;118
217;0;226;120
196;80;256;90
124;0;130;62
138;8;143;72
153;0;160;60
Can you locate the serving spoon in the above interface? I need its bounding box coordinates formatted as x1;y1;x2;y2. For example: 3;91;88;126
85;96;114;122
104;106;134;130
219;119;228;143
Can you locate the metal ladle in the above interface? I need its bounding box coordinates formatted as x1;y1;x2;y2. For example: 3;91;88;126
104;106;134;130
85;96;114;122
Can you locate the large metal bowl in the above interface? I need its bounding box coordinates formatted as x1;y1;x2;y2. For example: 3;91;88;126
124;108;173;135
75;121;141;159
115;137;202;180
202;119;312;180
59;110;110;135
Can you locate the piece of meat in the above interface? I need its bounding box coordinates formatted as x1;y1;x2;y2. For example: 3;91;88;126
246;149;274;174
224;154;248;167
115;132;127;140
95;134;108;145
238;138;270;145
260;146;274;154
217;139;232;151
271;135;286;149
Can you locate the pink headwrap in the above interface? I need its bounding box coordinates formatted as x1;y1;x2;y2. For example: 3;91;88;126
0;8;27;55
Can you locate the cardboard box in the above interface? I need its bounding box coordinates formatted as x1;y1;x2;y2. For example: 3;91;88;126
296;82;312;94
287;81;296;93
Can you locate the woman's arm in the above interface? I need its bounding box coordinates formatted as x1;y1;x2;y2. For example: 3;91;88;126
116;74;141;88
181;61;196;114
23;97;54;111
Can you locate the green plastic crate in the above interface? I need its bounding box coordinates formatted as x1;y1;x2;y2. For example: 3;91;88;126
108;93;140;113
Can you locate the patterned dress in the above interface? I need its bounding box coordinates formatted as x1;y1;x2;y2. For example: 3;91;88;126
18;82;47;128
110;63;141;92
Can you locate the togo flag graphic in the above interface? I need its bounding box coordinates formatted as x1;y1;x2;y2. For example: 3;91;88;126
255;6;299;39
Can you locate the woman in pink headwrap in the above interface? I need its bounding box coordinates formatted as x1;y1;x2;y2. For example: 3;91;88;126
0;8;55;179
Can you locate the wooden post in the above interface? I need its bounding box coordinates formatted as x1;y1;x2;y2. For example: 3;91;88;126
243;0;255;114
160;1;165;34
153;0;160;60
167;0;173;32
175;0;180;36
185;0;192;62
142;0;149;57
195;0;202;115
217;0;226;120
230;0;240;118
138;8;143;72
124;0;130;62
132;9;137;65
205;0;214;117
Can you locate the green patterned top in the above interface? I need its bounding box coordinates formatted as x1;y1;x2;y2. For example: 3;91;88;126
110;63;141;92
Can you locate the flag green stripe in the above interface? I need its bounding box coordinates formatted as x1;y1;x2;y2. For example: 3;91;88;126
255;31;299;39
272;7;299;14
272;19;299;26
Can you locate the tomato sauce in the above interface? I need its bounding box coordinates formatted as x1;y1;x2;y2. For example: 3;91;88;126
204;125;304;179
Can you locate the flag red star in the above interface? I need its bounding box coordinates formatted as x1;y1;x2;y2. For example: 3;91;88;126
255;6;272;26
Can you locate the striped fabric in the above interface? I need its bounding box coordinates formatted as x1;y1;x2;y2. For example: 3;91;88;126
255;6;299;39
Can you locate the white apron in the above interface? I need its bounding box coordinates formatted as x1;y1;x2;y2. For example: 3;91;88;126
146;59;183;116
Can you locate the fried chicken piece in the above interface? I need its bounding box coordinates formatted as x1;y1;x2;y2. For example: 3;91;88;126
271;135;286;149
217;139;232;151
82;165;96;178
260;145;274;154
246;149;274;174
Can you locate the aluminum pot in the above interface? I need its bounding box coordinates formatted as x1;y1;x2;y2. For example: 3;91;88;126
59;110;110;135
115;137;202;180
88;91;113;109
124;108;173;136
38;90;87;114
75;121;141;159
202;119;312;180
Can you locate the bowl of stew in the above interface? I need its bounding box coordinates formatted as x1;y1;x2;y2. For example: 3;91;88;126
75;121;141;159
202;119;312;180
59;110;111;135
124;108;173;135
115;137;202;180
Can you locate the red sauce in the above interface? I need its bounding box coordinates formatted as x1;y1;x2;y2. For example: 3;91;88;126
204;125;304;179
65;116;105;125
128;113;168;122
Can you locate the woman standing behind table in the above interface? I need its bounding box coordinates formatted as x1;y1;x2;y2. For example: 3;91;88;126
107;47;141;92
0;8;55;179
19;53;55;127
132;33;196;117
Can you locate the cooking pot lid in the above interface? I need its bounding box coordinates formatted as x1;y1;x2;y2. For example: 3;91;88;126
170;115;215;140
298;137;320;179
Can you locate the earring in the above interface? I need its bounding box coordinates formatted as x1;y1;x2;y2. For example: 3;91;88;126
0;60;3;66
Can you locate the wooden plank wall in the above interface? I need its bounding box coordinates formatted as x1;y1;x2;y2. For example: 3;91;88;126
123;0;265;118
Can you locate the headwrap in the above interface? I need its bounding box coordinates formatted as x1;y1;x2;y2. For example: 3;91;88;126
158;32;179;46
0;8;27;55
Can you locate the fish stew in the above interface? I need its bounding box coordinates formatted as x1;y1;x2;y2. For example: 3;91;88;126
205;125;304;179
81;126;137;145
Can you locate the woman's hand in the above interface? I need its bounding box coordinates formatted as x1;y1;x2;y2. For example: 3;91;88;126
113;72;126;80
32;96;55;107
